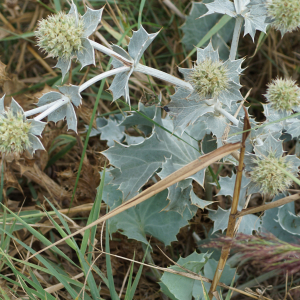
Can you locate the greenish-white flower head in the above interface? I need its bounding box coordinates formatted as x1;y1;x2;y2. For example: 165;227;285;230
0;96;46;156
266;0;300;35
0;109;32;154
35;3;103;79
189;59;229;98
244;134;300;196
265;78;300;113
36;12;85;60
250;152;293;196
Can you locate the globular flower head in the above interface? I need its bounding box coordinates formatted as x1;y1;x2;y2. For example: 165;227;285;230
250;152;294;196
244;134;300;196
266;0;300;35
265;78;300;113
35;2;103;79
179;43;243;108
36;12;85;61
0;109;32;154
0;96;45;156
189;59;229;99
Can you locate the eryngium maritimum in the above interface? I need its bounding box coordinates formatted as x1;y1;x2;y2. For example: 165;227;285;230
266;0;300;35
189;59;228;99
245;134;300;196
265;78;300;113
0;96;45;155
36;12;85;61
35;2;103;79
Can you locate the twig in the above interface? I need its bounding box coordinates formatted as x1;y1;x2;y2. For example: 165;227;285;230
208;107;251;299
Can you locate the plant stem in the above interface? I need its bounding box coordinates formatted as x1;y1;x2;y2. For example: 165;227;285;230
214;106;239;126
229;16;243;61
89;40;133;65
134;64;193;90
208;109;250;299
78;66;131;93
24;101;60;117
34;97;69;121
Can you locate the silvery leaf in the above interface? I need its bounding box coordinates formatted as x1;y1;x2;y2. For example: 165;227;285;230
278;201;300;236
0;94;4;112
55;58;71;80
10;97;24;117
28;134;45;155
190;190;213;209
37;92;62;106
82;7;103;37
65;102;77;132
28;119;45;136
68;1;79;24
203;0;236;18
58;85;81;107
128;26;159;65
77;38;95;69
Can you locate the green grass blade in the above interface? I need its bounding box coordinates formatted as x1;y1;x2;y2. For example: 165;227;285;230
105;218;120;300
0;204;78;268
0;228;79;299
127;245;149;299
81;164;106;259
186;14;232;60
138;0;147;28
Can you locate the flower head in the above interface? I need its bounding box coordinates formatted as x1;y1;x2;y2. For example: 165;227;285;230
35;2;103;79
244;134;300;196
179;43;243;107
36;12;85;61
0;96;45;156
266;0;300;35
265;78;300;113
189;59;229;99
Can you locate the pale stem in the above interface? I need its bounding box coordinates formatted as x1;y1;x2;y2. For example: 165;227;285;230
229;16;243;61
134;64;193;90
214;106;239;126
79;66;131;93
34;97;69;121
89;40;133;65
24;101;62;117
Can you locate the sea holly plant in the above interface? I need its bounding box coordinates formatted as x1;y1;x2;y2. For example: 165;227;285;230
0;95;45;156
2;1;300;299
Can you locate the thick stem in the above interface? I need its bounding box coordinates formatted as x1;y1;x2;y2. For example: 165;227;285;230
229;16;243;61
89;40;133;66
79;66;131;93
214;106;239;126
134;63;193;90
34;97;69;121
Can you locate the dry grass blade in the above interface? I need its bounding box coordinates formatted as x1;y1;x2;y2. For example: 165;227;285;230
236;192;300;218
27;141;242;260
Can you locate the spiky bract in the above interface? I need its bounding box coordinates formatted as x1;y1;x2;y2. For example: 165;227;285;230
36;12;85;60
189;59;229;98
250;152;293;196
0;109;32;154
265;78;300;113
266;0;300;34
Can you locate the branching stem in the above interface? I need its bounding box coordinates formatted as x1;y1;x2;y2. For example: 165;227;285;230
134;64;193;90
34;97;70;121
79;66;131;93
